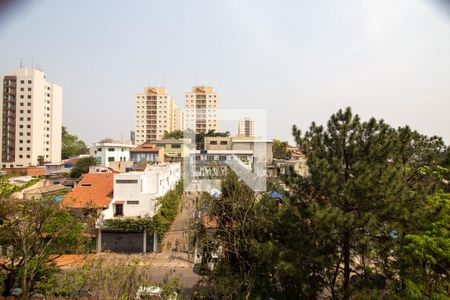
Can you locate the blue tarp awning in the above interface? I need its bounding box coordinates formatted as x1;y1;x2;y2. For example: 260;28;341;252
268;191;283;199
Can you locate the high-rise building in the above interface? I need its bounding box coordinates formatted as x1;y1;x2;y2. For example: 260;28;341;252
0;68;62;168
184;86;219;134
135;87;179;144
173;103;184;131
238;117;254;137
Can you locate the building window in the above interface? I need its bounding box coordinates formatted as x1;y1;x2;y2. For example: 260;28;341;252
171;144;181;148
116;179;138;184
209;141;217;145
114;204;123;217
108;148;115;151
108;157;115;162
126;200;139;205
220;141;228;145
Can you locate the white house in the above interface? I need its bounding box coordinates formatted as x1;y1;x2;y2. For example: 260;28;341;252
94;140;134;168
102;163;181;220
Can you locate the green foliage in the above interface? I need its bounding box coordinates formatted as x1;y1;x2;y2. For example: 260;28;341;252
289;107;449;299
103;180;183;241
0;198;85;298
272;139;291;159
397;191;450;299
193;173;290;299
62;126;88;159
163;129;185;139
194;107;450;299
0;176;41;198
69;156;97;178
41;257;183;299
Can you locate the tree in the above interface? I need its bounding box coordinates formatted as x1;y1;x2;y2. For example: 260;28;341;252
272;139;291;159
69;156;97;178
193;108;449;299
291;107;448;299
397;191;450;299
37;155;45;166
163;130;185;139
62;126;88;159
0;198;84;298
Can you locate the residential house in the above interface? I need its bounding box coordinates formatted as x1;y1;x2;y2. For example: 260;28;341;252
130;143;164;163
23;184;69;200
152;138;192;161
61;173;114;217
97;163;181;253
94;140;134;167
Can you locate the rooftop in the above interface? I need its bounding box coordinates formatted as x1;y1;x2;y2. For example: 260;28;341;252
61;173;114;209
130;143;160;152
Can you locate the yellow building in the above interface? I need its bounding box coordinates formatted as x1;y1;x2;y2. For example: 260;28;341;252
135;87;182;144
184;86;219;134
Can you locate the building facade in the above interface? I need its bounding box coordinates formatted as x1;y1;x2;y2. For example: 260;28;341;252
0;68;62;168
130;143;164;163
94;140;134;167
184;86;219;134
103;163;181;220
173;103;184;131
238;117;254;137
135;87;181;144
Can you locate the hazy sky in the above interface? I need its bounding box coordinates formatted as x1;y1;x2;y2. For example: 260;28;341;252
1;0;449;145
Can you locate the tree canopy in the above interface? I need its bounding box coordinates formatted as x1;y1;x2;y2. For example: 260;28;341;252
62;126;88;159
272;139;291;159
193;107;450;299
0;199;85;298
69;156;97;178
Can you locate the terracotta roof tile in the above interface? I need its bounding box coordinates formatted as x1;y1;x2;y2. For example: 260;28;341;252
61;173;114;209
130;143;160;153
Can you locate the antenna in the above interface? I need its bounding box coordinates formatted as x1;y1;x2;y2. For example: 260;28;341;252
31;58;34;69
20;57;23;68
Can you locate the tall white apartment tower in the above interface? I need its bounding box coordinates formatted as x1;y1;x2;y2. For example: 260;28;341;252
184;86;219;134
0;68;62;168
238;117;254;137
135;87;176;144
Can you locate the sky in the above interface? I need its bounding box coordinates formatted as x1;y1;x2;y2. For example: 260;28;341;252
0;0;449;145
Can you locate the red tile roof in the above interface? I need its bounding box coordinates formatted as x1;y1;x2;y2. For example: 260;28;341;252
130;143;160;152
61;173;114;209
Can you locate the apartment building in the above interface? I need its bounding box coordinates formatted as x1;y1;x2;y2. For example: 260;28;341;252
135;87;179;144
238;117;254;137
0;68;62;168
184;86;219;134
173;103;184;131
